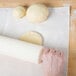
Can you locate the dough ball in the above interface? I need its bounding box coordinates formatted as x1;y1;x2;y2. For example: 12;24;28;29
19;31;43;45
26;4;49;23
13;6;26;18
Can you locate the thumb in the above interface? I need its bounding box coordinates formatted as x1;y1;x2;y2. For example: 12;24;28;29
41;47;50;61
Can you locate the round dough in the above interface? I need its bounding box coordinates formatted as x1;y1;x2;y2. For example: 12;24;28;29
26;4;49;23
19;31;43;45
13;6;26;18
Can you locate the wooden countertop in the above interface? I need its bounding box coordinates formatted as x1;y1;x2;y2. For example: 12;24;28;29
0;0;76;76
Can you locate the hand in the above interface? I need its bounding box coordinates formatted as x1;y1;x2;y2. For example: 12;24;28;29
41;48;64;76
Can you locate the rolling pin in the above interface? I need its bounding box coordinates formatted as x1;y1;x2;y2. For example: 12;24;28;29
0;36;44;64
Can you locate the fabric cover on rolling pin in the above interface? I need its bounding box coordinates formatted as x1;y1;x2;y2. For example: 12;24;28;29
0;36;43;64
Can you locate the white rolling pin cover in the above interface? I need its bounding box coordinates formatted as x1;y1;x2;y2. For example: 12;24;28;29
0;36;43;64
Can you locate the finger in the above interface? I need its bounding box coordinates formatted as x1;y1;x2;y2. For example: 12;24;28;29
42;47;50;55
49;48;56;55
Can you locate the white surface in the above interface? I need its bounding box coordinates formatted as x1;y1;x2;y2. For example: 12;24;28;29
0;7;69;76
0;36;43;64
